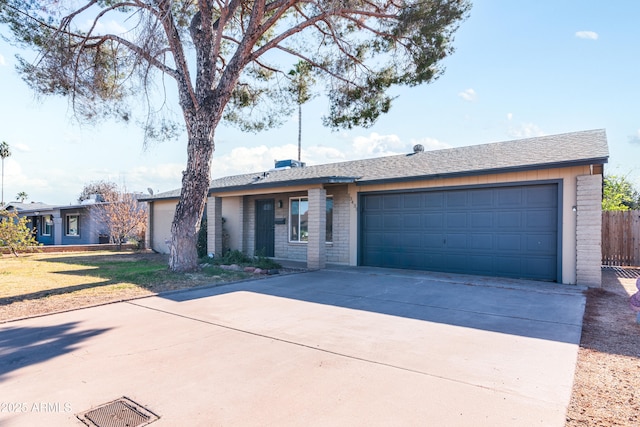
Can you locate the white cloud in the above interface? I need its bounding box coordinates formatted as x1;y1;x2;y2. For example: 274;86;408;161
84;19;128;35
305;145;347;162
13;143;31;152
507;123;545;139
409;137;451;151
628;129;640;145
575;31;598;40
0;54;6;66
506;113;513;121
458;88;477;102
209;133;450;178
2;159;51;203
351;133;407;158
211;144;298;177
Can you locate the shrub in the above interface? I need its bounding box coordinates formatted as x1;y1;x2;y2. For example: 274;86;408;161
197;217;208;258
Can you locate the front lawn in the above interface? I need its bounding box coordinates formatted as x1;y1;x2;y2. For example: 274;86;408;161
0;251;250;322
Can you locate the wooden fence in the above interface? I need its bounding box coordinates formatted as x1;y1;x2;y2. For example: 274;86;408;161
602;210;640;266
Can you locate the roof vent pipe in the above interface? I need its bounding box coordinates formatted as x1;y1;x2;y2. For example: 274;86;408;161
413;144;424;153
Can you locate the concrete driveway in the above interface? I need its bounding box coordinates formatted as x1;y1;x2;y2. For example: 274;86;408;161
0;267;585;426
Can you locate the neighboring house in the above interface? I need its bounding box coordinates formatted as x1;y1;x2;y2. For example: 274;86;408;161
142;129;609;286
5;199;109;245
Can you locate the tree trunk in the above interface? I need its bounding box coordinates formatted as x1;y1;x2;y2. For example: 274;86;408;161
169;129;214;272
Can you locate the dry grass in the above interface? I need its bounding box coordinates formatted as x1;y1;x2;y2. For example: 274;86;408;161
0;250;249;322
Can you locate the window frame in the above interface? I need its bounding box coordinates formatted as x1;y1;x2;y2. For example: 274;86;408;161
65;214;79;237
41;215;52;236
288;196;333;243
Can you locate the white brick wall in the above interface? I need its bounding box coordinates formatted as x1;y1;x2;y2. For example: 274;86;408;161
307;188;327;270
576;174;602;287
206;197;223;257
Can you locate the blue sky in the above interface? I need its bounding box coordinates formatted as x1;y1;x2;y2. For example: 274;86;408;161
1;1;638;205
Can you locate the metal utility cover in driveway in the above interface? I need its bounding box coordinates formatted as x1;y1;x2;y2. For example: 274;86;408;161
361;184;559;281
77;397;158;427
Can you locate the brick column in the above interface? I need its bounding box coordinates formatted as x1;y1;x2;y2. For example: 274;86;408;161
207;196;223;258
576;174;602;287
307;188;326;270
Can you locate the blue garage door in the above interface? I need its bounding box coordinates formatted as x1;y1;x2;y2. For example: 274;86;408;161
360;184;559;281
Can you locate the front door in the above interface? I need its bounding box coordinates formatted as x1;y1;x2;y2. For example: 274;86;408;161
255;199;275;257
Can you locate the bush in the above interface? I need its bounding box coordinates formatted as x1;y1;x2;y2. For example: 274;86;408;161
212;249;281;269
0;210;40;256
214;249;252;265
197;217;208;258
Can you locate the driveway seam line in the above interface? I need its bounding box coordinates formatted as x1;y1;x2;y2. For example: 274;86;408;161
273;287;584;328
124;300;555;403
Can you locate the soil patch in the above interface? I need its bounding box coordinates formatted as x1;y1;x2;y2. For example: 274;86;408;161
566;269;640;426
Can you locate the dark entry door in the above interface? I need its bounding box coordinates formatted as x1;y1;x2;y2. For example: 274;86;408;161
255;199;275;257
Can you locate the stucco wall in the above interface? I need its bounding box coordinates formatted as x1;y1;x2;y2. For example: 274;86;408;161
150;200;178;254
221;196;243;253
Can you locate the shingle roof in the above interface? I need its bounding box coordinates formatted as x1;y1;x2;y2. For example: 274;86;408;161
142;129;608;200
3;202;56;212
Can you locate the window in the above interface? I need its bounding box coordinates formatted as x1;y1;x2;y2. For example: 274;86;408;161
66;215;79;236
41;215;52;236
289;197;333;243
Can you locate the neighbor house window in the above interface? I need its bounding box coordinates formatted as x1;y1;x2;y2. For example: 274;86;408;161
289;197;333;243
41;215;52;236
66;215;79;236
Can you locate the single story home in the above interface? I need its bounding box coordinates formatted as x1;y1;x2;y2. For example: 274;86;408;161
5;200;109;245
142;129;608;286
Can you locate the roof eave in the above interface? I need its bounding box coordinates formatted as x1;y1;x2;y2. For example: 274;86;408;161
356;157;609;187
207;176;359;195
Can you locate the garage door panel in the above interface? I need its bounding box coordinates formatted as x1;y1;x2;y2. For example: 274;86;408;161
495;257;524;275
471;189;494;206
497;211;523;228
383;215;402;229
497;234;522;251
424;213;444;227
403;193;422;208
527;186;558;206
383;194;402;209
446;234;467;249
363;213;383;228
364;195;383;209
403;234;423;248
497;188;523;206
424;234;444;248
470;234;493;250
424;192;445;208
383;232;402;246
444;254;469;270
361;184;558;281
525;257;556;279
424;252;444;265
526;209;557;228
467;255;495;274
470;212;493;228
526;233;556;253
446;212;467;228
403;214;422;228
447;191;468;207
